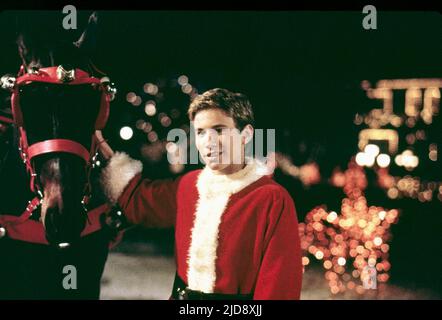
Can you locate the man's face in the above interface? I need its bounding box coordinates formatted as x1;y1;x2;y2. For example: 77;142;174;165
193;108;248;175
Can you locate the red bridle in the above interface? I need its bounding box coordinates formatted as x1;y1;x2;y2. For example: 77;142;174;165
9;65;115;200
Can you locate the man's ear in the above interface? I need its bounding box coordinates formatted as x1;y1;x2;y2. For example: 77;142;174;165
241;124;254;144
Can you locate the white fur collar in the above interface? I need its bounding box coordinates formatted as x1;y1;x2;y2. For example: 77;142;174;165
100;152;143;205
187;158;268;293
196;158;270;198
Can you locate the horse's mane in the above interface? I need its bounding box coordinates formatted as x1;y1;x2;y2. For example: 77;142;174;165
15;11;99;72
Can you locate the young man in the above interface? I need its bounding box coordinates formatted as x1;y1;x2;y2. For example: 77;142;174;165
99;88;302;299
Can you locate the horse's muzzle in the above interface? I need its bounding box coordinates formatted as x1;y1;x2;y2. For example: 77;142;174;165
43;206;87;248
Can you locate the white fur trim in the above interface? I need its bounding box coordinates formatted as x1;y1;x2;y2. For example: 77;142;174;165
186;158;267;293
100;152;143;205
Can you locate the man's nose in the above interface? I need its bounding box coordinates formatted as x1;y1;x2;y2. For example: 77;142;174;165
202;130;219;147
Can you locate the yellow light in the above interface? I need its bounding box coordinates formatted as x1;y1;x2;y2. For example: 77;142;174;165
119;126;133;140
387;188;399;199
135;119;145;130
378;210;387;220
147;131;158;142
315;251;324;260
357;219;367;228
356;152;375;167
423;190;432;201
365;155;375;167
166;142;178;153
145;102;157;116
182;84;193;94
178;75;189;86
415;130;425;140
327;211;338;223
430;87;440;98
302;257;310;266
429;150;437;161
347;281;356;290
355;152;366;166
365;241;373;250
335;235;344;243
144;83;159;95
376;154;390;168
356;286;365;295
143;122;152;133
405;133;416;144
323;260;333;269
368;257;377;267
161;116;172;127
409;156;419;168
337;257;346;266
406;117;416;128
390;116;402;127
402;154;414;166
126;92;136;103
364;144;380;157
395;155;403;166
132;96;142;106
376;78;442;89
373;237;383;246
331;286;340;294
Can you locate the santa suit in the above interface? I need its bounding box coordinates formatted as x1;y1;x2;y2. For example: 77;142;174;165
101;152;303;300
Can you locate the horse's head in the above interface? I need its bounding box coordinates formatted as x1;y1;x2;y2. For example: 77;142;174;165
2;12;115;247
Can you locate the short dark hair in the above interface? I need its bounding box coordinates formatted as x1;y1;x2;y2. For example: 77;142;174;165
188;88;254;130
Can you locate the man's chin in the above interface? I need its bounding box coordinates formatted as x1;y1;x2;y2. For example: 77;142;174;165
206;161;229;172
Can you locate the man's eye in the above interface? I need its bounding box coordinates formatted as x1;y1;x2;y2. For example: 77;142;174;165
197;131;205;136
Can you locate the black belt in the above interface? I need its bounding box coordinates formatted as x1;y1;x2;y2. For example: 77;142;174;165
172;273;253;300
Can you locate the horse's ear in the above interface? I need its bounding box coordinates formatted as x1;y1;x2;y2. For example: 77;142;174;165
73;11;98;54
16;33;31;68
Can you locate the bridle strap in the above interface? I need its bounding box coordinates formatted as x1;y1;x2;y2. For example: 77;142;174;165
17;196;42;223
18;127;94;193
15;67;101;86
7;64;113;206
0;115;13;124
27;139;90;164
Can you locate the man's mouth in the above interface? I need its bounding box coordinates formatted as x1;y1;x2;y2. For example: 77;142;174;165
206;152;222;159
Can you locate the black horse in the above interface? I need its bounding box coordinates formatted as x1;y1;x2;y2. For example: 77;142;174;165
0;12;118;299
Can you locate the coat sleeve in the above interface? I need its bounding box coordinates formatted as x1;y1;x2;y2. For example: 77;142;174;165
253;189;303;300
100;152;180;228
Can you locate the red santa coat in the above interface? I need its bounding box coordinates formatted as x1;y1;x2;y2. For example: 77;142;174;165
101;152;302;299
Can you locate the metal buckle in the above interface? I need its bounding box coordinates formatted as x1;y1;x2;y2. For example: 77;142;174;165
176;287;188;300
56;65;76;83
0;74;16;90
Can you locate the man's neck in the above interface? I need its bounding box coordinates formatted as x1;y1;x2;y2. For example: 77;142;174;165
212;162;247;175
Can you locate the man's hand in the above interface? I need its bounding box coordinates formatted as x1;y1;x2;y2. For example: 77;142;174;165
94;130;114;160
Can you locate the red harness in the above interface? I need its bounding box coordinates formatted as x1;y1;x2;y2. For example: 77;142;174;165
12;65;111;193
0;65;119;246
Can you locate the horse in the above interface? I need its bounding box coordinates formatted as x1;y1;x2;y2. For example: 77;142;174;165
0;11;121;299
